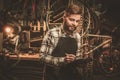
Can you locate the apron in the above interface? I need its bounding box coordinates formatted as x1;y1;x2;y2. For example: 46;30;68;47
45;37;81;80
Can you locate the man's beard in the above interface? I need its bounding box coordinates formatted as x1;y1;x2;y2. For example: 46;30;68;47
63;22;77;34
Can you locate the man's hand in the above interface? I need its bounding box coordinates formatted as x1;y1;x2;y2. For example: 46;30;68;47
65;54;76;63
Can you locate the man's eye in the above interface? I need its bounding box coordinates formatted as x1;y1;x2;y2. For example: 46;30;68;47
69;18;74;21
76;20;80;23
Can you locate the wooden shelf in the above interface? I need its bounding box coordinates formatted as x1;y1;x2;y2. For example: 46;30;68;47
7;53;40;61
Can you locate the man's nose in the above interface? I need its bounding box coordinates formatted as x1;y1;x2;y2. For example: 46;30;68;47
72;21;78;26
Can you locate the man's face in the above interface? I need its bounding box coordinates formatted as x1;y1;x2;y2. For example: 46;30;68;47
63;14;81;33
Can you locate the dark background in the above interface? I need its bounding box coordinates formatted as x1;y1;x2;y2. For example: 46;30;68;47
100;0;120;24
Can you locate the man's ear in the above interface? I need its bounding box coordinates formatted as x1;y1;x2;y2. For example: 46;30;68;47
63;13;66;20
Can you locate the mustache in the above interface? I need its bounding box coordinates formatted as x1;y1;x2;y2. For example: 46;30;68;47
70;26;77;29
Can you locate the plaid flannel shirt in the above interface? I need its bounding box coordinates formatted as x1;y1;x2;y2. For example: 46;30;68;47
40;27;82;67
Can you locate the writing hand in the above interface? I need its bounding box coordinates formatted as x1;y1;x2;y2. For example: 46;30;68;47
65;53;76;63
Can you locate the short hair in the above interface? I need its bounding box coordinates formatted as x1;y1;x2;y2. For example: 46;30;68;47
65;4;82;16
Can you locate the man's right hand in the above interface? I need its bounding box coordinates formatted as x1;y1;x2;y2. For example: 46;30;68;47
65;54;76;63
